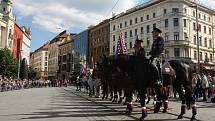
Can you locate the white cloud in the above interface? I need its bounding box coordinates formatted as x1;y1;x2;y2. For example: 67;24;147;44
13;0;138;33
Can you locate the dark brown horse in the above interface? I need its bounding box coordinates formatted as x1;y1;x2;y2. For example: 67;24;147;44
99;55;197;121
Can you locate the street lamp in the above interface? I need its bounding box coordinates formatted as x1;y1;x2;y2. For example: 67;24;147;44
17;50;23;79
190;2;200;72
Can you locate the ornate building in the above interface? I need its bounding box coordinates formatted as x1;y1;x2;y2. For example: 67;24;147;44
110;0;215;69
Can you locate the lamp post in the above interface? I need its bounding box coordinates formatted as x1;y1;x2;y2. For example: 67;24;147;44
190;3;200;73
17;50;23;79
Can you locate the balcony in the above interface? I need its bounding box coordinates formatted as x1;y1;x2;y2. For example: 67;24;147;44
164;40;190;47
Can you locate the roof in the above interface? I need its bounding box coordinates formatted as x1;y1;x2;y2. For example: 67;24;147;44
111;0;215;21
49;30;69;44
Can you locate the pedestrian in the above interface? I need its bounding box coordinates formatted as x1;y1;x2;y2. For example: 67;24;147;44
201;73;209;101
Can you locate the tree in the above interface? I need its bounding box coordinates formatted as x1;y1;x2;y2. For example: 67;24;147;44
28;67;37;80
19;58;28;80
0;48;18;79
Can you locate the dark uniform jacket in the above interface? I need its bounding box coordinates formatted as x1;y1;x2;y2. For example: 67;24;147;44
150;36;164;57
134;47;145;57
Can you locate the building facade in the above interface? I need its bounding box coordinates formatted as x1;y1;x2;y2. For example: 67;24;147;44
48;31;69;80
30;43;49;79
110;0;215;68
73;30;89;73
89;19;110;64
0;0;15;50
58;38;73;80
12;23;31;65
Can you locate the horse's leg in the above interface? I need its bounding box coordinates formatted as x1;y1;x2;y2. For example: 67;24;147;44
175;85;186;119
184;85;197;121
146;88;151;104
154;86;162;113
138;89;147;121
118;88;123;104
162;87;169;113
125;87;133;114
112;87;118;102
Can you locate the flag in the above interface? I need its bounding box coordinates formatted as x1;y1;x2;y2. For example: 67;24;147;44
92;57;95;70
116;33;128;55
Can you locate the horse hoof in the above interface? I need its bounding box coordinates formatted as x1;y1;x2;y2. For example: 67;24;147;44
177;115;183;119
146;101;150;104
140;116;145;121
162;109;167;113
191;116;197;121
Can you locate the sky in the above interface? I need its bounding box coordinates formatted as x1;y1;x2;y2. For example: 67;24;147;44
12;0;215;51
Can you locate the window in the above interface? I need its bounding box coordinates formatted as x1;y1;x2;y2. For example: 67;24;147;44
204;38;207;47
141;17;143;22
209;40;212;48
120;23;122;28
45;57;48;61
193;11;195;17
45;62;48;66
63;64;67;71
165;49;169;58
172;8;179;13
194;51;197;60
113;46;115;53
183;19;187;27
165;33;169;41
205;53;208;62
204;15;206;21
164;9;167;14
173;18;179;26
153;13;156;18
129;42;133;49
198;13;201;19
113;35;116;41
63;55;67;62
125;32;127;38
45;67;48;72
130;30;133;37
125;21;127;27
147;38;150;47
209;28;212;35
204;26;206;33
147;25;150;33
174;48;180;57
198;24;201;32
113;25;115;30
200;52;203;60
174;32;179;40
135;28;138;36
135;18;138;23
193;22;196;30
147;15;149;20
209;17;211;22
165;19;168;27
130;19;133;25
193;35;197;45
184;32;188;40
199;37;202;46
153;23;156;28
184;8;187;13
141;27;144;34
210;54;213;62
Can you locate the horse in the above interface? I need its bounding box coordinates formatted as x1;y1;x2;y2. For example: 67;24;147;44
99;55;197;121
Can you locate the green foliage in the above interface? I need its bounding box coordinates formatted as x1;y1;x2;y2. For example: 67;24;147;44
28;67;37;80
0;48;18;79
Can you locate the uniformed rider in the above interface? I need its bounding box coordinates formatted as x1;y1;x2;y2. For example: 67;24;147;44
149;28;164;86
134;38;145;57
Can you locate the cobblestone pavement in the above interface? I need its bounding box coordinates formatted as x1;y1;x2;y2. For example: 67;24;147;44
0;86;214;121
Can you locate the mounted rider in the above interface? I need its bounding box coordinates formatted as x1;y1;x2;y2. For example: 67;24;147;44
134;37;145;57
149;28;164;86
